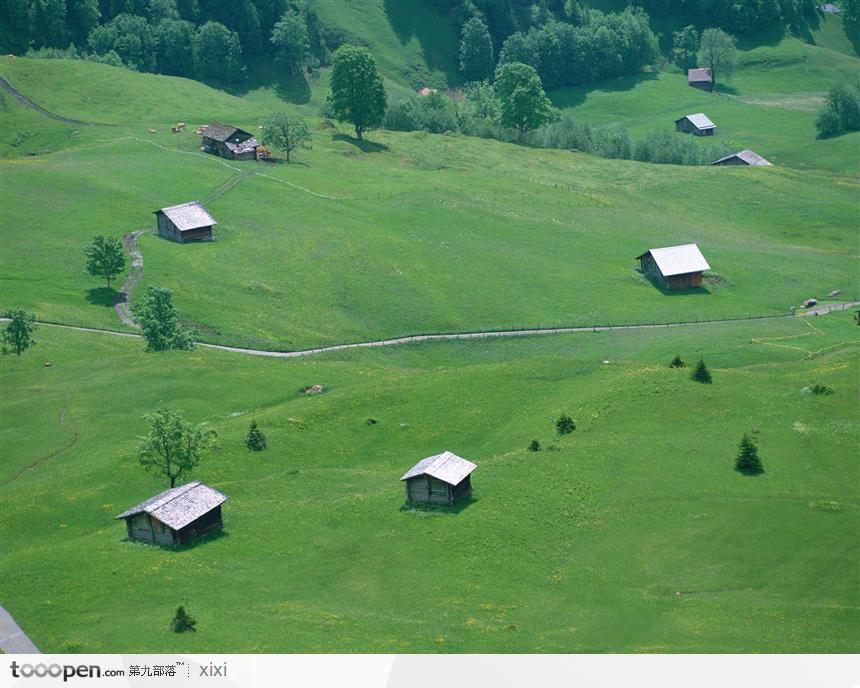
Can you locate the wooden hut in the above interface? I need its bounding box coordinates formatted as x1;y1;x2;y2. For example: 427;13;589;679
674;113;716;136
400;451;476;505
636;243;710;290
687;67;713;90
154;201;217;243
115;481;227;545
200;121;259;161
711;149;772;166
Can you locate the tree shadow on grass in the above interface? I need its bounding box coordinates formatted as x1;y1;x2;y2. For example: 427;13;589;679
734;23;788;51
549;71;660;109
274;72;311;105
399;495;477;515
332;133;388;153
85;287;123;308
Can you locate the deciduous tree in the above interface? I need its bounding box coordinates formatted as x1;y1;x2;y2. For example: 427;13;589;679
698;28;736;88
261;111;311;162
459;16;494;83
137;406;215;487
84;235;126;288
2;310;36;356
494;61;558;141
328;45;386;140
270;9;309;75
132;286;195;352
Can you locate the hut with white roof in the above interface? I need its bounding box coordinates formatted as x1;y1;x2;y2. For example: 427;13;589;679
154;201;217;243
635;244;711;290
400;451;476;505
675;113;716;136
115;481;227;545
711;149;772;166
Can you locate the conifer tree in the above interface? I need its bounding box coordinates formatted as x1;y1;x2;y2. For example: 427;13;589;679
245;419;267;451
735;434;764;475
691;356;712;383
171;605;196;633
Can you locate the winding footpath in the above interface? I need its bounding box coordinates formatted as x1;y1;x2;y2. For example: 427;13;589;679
0;75;110;127
0;606;40;654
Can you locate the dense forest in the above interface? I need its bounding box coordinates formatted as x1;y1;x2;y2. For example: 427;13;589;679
0;0;839;87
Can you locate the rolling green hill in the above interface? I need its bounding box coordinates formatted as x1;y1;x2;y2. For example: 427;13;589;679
1;315;857;652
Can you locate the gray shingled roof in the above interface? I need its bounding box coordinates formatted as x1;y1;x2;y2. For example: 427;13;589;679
115;481;227;530
636;243;711;277
155;201;217;231
687;68;712;83
400;451;477;486
202;121;244;142
226;137;259;155
675;113;716;130
711;149;773;166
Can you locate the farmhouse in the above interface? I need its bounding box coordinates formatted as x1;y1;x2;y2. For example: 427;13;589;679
401;451;476;505
115;481;227;545
687;67;713;90
200;121;259;161
636;243;711;290
711;149;773;166
154;201;217;242
675;113;716;136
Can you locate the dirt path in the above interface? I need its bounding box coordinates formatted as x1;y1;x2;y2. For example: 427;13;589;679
10;301;858;360
0;75;110;126
115;230;147;328
0;606;39;654
3;404;80;486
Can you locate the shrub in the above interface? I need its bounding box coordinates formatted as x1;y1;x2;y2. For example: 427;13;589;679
669;354;686;368
735;434;764;475
691;357;712;383
527;439;541;452
244;419;267;451
811;384;834;395
556;414;576;435
170;605;196;633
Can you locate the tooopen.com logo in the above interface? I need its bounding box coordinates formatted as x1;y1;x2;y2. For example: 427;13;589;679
10;661;125;682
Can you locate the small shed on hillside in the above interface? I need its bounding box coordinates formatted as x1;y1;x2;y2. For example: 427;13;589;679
687;67;713;90
819;3;841;13
636;243;711;290
115;481;227;545
711;149;773;166
675;113;716;136
200;121;259;161
154;201;217;242
401;451;476;505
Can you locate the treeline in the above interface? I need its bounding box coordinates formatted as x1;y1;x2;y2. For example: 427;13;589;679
384;84;732;166
496;8;658;89
0;0;329;83
632;0;818;34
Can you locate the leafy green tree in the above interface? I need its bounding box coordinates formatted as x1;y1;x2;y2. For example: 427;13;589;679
672;25;699;69
691;356;712;383
698;28;736;88
155;18;197;76
245;419;267;451
494;62;558;141
261;111;311;162
2;310;36;356
70;0;101;43
815;82;860;138
88;13;157;71
132;286;195;352
328;45;387;140
270;9;309;75
815;102;841;139
555;414;576;435
33;0;68;49
137;406;215;487
171;606;197;632
527;439;541;452
1;0;34;53
147;0;179;23
194;20;245;83
845;0;860;24
417;90;459;133
735;434;764;475
84;235;126;288
459;16;495;83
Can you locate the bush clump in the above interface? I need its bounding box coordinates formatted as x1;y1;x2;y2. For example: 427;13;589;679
555;414;576;435
669;354;686;368
527;439;541;452
244;420;267;451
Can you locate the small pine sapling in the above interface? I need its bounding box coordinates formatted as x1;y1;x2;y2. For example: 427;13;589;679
735;434;764;475
669;354;686;368
245;419;267;451
691;357;712;383
171;605;196;633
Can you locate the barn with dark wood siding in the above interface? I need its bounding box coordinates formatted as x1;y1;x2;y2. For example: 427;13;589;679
636;244;711;290
674;113;716;136
115;481;227;545
200;122;259;161
154;201;217;243
401;451;477;505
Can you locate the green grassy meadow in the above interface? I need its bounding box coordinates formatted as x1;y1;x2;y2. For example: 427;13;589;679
1;314;857;653
0;10;858;654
